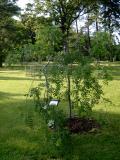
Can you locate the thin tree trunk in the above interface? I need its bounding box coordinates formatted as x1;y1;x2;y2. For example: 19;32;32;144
62;28;72;119
44;72;49;102
108;16;112;38
87;13;91;50
67;73;72;119
87;25;91;47
76;19;81;52
63;29;69;53
0;56;3;67
75;19;79;34
96;17;99;32
43;59;51;103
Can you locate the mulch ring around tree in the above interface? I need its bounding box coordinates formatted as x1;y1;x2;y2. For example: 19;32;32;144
66;117;100;134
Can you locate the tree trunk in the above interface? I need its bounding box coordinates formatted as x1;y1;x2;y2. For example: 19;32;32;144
62;27;72;119
87;13;91;51
108;16;112;38
63;32;69;53
87;25;91;48
67;74;72;119
75;19;79;34
0;56;3;67
96;17;99;32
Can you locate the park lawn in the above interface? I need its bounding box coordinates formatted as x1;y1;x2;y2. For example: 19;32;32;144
0;63;120;160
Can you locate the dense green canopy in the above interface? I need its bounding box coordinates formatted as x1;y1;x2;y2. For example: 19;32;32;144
0;0;20;67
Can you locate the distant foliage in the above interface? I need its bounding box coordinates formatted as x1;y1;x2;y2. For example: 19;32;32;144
90;32;114;60
36;25;62;59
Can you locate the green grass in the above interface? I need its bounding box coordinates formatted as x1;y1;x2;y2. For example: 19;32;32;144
0;62;120;160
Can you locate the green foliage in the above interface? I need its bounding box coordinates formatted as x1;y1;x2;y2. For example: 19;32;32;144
21;4;36;45
20;43;39;62
34;0;95;32
5;48;21;66
114;44;120;61
90;32;114;60
69;31;91;56
26;57;111;157
72;61;103;117
0;0;20;67
30;53;109;118
29;82;73;157
36;25;62;58
100;0;120;32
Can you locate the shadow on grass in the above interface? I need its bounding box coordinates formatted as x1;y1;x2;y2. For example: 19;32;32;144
1;63;120;81
0;76;40;81
69;110;120;160
0;91;25;100
1;97;120;159
108;65;120;70
101;65;120;80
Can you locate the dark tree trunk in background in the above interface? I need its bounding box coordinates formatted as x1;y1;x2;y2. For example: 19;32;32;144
108;16;112;38
96;18;99;32
87;24;91;48
0;56;3;67
76;19;79;34
60;25;69;53
87;13;91;52
67;74;72;119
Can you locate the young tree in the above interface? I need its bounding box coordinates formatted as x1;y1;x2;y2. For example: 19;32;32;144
34;0;98;118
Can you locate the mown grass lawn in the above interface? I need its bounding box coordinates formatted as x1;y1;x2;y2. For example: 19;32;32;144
0;63;120;160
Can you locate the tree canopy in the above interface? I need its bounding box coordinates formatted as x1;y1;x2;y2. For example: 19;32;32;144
0;0;20;67
0;0;120;66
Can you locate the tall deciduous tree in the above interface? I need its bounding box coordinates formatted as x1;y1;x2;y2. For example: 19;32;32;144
0;0;20;67
100;0;120;35
21;3;36;44
90;32;114;60
34;0;96;52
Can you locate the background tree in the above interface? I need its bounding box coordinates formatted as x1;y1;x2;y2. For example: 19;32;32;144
100;0;120;36
5;20;32;65
0;0;20;67
90;32;114;60
34;0;96;52
21;3;36;45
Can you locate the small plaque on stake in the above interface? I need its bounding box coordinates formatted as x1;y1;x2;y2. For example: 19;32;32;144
49;99;59;106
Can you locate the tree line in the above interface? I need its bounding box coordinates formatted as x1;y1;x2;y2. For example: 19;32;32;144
0;0;120;67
